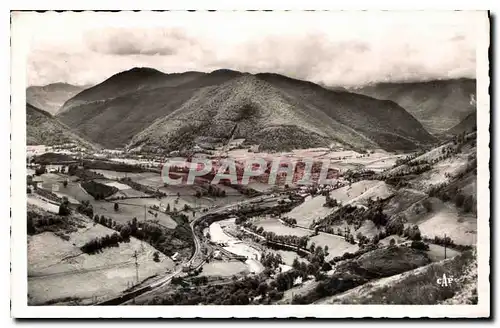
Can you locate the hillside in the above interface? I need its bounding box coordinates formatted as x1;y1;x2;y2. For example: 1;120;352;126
58;67;436;152
444;112;477;137
26;103;96;148
27;83;87;115
318;250;477;304
57;68;238;148
349;78;476;135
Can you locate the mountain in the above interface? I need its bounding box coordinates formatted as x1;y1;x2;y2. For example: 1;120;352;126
58;68;437;152
56;68;238;148
58;68;206;114
348;78;476;135
26;83;87;115
26;103;96;148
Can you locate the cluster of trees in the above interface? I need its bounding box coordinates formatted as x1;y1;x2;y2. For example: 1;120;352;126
82;159;146;173
195;185;227;198
291;256;331;281
428;183;476;214
343;169;376;184
80;232;123;254
32;152;75;165
27;211;65;235
392;151;426;168
260;252;284;271
382;164;433;181
77;200;94;217
92;213;193;257
423;236;473;252
451;131;476;148
410;240;430;251
219;181;261;197
147;275;278;305
81;181;118;200
242;222;310;250
330;244;379;264
119;177;166;198
316;200;388;235
34;165;46;176
356;232;370;247
323;194;339;208
67;164;105;180
281;217;297;226
402;225;422;241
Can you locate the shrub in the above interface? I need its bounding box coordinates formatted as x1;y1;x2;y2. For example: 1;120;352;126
411;241;430;251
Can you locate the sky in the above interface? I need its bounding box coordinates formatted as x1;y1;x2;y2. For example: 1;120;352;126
16;11;486;87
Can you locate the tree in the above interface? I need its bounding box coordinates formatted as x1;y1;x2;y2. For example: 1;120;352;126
35;165;46;176
463;195;475;213
321;261;332;272
153;251;160;262
63;180;68;188
166;203;171;212
411;241;429;251
257;282;268;295
389;238;396;246
58;197;71;216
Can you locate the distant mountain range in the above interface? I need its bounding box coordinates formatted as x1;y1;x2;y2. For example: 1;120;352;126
26;103;96;148
346;78;476;135
56;67;437;152
26;83;88;115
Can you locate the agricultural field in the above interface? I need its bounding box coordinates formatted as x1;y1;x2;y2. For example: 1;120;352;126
307;233;358;261
39;180;94;204
27;195;59;213
427;244;461;262
199;261;249;277
286;195;336;228
269;249;309;266
89;200;178;229
252;217;311;237
28;217;173;305
329;180;392;205
89;169;151;180
400;198;476;245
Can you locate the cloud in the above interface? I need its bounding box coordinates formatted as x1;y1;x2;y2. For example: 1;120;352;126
84;28;199;56
23;11;484;87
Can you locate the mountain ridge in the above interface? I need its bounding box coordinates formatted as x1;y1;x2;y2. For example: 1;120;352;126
57;68;437;152
345;78;476;135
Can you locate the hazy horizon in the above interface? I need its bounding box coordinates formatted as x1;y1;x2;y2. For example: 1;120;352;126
19;11;484;87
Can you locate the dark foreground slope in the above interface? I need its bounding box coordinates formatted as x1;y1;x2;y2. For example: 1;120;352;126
349;78;476;135
26;103;96;148
58;68;436;152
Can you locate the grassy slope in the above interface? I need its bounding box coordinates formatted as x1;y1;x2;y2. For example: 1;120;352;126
318;250;476;304
27;204;174;305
